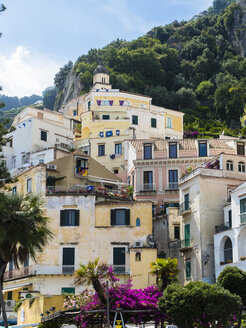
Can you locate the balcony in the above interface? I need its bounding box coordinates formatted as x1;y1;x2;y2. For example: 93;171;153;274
178;202;191;215
215;222;231;233
112;265;130;275
177;239;192;252
165;182;178;191
139;183;156;192
3;265;79;281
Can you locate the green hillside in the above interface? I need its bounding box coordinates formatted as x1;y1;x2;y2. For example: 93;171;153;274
55;0;246;137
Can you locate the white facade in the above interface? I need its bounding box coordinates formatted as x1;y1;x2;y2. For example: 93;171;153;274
3;107;74;174
214;181;246;278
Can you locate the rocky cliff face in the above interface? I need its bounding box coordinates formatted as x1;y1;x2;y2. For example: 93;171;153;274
54;70;83;110
227;1;246;56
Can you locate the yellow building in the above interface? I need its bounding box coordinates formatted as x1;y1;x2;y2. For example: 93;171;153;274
3;153;156;326
62;64;184;180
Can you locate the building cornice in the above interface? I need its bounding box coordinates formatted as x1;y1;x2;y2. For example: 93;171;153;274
133;157;209;167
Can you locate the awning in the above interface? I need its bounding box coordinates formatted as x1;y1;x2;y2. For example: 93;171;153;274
3;282;32;292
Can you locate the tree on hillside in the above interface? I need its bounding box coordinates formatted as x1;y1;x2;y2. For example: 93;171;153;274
150;258;179;292
54;61;73;92
0;193;53;328
74;258;109;305
42;86;56;110
159;281;241;328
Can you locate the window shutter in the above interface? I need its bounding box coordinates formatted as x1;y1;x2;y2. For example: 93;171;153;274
60;210;66;226
125;209;130;225
111;209;116;225
75;210;80;226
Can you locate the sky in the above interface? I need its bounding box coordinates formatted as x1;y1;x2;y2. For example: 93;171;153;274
0;0;213;97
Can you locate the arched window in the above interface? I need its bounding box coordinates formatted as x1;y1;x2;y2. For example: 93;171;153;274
224;237;233;263
226;160;233;171
136;218;140;227
135;252;141;262
238;162;245;173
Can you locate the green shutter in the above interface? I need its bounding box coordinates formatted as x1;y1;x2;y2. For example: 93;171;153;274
61;287;75;294
186;261;191;279
184;224;190;247
60;210;66;226
125;209;130;225
111;209;116;225
75;210;80;226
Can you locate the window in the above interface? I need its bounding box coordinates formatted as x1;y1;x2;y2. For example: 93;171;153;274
61;287;75;294
115;143;122;155
8;138;13;148
12;156;16;167
73;110;77;117
169;142;177;158
7;291;12;300
136;218;140;227
113;169;119;174
113;247;126;273
224;237;233;263
88;101;91;111
144;143;152;159
184;224;190;247
135;252;141;261
12;186;17;194
27;178;32;193
98;144;105;156
60;210;79;226
151;118;157;128
62;248;75;274
174;226;180;239
226;160;233;171
166;117;172;128
238;162;245;172
184;193;189;211
168;170;178;190
186;261;191;279
24;254;29;268
102;115;110;120
228;210;232;228
132;115;138;125
111;209;130;226
143;171;153;190
237;142;245;155
40;130;47;141
240;198;246;224
199;141;207;157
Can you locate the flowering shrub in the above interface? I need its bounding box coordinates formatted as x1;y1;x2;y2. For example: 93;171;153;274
65;268;167;327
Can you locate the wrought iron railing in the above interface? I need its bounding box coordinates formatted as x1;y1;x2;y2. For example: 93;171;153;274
215;222;231;233
112;265;130;274
165;182;178;190
140;183;156;191
178;202;191;215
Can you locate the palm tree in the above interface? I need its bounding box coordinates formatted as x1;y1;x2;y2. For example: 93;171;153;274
74;258;108;305
150;257;179;292
0;193;53;328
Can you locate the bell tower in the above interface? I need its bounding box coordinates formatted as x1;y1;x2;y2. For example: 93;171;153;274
93;63;112;90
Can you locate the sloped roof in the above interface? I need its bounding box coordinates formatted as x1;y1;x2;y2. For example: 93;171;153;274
128;138;234;152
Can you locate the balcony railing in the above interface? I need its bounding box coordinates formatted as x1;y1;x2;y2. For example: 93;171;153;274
62;265;75;274
215;222;231;233
240;213;246;224
139;183;156;192
178;202;191;215
112;265;130;275
165;182;178;191
4;266;32;280
177;239;192;250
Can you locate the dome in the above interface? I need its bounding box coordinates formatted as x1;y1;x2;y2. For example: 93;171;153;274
93;64;109;75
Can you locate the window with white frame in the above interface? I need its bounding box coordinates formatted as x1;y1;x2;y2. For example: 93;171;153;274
238;162;245;172
226;160;233;171
166;117;172;129
26;178;32;193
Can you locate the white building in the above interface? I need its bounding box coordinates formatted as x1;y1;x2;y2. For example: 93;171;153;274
214;181;246;279
3;107;76;175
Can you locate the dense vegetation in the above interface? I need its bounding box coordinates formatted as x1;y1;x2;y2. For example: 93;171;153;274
55;0;246;136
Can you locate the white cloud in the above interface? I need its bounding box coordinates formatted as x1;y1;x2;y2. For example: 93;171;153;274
0;46;61;97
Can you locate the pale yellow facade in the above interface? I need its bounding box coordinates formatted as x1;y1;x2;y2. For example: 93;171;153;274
62;65;183;179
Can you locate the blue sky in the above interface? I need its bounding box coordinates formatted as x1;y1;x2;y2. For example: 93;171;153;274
0;0;213;97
